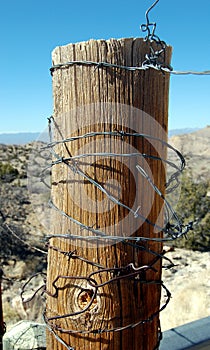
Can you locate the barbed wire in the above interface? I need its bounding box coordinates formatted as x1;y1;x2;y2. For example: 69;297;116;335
43;281;171;335
41;251;171;335
49;0;210;78
42;116;192;242
2;67;196;350
21;272;47;304
45;321;75;350
39;105;193;348
50;59;210;76
18;241;174;347
46;242;176;268
0;215;47;256
140;0;173;70
2;2;205;346
52;0;210;76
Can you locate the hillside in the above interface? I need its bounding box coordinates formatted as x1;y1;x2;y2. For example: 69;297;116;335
168;125;210;181
0;126;209;329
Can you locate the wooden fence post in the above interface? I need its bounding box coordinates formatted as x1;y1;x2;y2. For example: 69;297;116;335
46;38;172;350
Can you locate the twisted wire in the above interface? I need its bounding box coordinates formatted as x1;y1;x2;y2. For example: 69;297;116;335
41;118;191;241
43;278;171;335
50;59;210;76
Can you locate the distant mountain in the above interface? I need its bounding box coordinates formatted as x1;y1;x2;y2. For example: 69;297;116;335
0;132;50;145
168;127;200;137
0;128;202;144
0;132;40;145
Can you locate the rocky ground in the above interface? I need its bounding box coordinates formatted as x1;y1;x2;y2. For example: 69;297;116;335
2;245;209;332
3;242;210;331
0;127;209;332
0;142;48;329
160;246;210;331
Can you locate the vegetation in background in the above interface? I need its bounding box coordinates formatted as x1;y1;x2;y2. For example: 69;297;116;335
0;162;19;182
169;170;210;251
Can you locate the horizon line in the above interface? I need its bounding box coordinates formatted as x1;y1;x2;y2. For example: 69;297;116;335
0;127;204;135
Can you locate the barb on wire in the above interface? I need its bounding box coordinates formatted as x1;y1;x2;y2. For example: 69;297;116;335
41;116;192;241
44;154;191;241
46;244;104;269
47;242;176;269
50;59;210;76
39;116;194;245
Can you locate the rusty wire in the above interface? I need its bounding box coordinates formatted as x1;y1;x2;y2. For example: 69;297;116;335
43;281;171;335
19;243;175;340
43;253;171;335
20;272;47;304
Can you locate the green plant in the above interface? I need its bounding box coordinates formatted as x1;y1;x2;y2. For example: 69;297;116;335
0;162;19;182
169;170;210;251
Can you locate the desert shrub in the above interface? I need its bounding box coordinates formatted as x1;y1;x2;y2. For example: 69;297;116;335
169;171;210;251
0;162;19;182
3;301;22;324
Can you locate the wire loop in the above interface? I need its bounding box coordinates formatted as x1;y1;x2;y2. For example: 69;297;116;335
140;0;173;71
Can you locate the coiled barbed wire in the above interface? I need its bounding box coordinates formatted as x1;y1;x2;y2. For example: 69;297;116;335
38;113;191;343
20;2;204;344
41;116;192;242
20;111;189;347
42;252;171;335
28;59;193;347
2;2;209;348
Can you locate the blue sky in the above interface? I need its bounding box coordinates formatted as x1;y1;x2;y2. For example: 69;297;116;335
0;0;209;133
